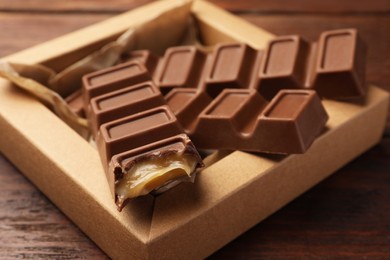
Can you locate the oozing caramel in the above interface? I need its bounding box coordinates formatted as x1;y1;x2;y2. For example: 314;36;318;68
116;154;198;206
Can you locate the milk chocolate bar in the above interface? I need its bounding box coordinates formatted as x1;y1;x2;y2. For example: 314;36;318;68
152;28;365;101
311;29;366;98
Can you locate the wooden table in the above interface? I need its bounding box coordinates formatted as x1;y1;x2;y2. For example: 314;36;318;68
1;0;389;258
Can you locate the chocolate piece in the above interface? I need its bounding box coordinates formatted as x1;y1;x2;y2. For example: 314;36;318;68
110;134;201;210
82;61;151;110
255;28;366;100
154;46;207;94
256;90;328;153
119;50;158;74
96;105;203;210
65;89;85;118
88;81;165;137
190;89;328;153
165;88;212;133
203;43;258;98
256;36;311;100
97;105;182;168
311;29;367;98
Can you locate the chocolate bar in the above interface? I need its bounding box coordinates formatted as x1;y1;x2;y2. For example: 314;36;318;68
151;28;365;101
255;28;366;100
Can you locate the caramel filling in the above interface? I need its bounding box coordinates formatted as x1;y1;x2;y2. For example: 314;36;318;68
116;154;197;205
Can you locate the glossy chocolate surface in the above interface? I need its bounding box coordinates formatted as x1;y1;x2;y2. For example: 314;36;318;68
168;88;328;153
154;46;207;94
82;61;151;110
96;105;183;167
311;29;366;98
88;81;165;137
255;28;366;100
203;43;257;98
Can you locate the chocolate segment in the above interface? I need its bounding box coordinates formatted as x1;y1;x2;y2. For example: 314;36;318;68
82;61;151;110
203;43;257;97
81;29;367;210
88;81;165;137
154;46;207;94
256;90;328;153
165;88;212;133
96;105;183;168
256;36;310;100
311;29;367;98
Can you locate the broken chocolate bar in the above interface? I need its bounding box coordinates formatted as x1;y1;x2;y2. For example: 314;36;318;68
167;88;328;153
109;134;201;209
96;106;203;210
255;28;366;100
83;63;203;211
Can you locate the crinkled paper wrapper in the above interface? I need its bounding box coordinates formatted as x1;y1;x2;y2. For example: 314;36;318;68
0;0;197;139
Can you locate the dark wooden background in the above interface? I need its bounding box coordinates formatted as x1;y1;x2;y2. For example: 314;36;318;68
1;0;389;258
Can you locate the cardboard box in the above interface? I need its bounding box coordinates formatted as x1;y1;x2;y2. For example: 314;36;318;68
0;0;388;259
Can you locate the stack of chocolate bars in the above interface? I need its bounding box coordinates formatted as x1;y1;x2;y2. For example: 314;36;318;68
65;28;366;210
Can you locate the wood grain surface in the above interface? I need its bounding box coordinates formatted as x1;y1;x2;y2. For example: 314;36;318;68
0;0;389;259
